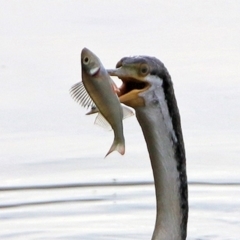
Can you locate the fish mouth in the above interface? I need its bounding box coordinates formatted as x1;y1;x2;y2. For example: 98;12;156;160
107;69;150;108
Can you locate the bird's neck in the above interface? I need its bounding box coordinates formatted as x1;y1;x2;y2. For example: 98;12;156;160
135;82;187;240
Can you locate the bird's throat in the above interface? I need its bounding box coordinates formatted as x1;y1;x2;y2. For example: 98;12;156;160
135;81;187;240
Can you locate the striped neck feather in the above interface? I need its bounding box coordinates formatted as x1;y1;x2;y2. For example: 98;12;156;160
135;75;188;240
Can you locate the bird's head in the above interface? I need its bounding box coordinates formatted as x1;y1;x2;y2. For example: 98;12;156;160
107;56;170;108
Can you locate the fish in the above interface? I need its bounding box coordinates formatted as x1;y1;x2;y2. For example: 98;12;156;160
70;47;133;157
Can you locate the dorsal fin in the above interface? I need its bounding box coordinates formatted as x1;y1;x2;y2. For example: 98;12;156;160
69;82;95;109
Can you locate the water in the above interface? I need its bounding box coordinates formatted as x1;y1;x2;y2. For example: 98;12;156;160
0;1;240;239
1;179;240;239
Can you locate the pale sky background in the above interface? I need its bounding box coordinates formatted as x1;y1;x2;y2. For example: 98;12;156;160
0;0;239;183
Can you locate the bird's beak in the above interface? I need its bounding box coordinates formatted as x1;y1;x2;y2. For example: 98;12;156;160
107;68;128;78
107;67;149;108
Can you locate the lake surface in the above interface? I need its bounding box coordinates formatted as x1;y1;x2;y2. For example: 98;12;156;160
0;1;240;239
1;169;240;240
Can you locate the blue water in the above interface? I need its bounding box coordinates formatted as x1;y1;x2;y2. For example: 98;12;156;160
1;1;240;239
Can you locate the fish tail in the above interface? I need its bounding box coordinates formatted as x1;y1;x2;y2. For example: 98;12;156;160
105;139;125;158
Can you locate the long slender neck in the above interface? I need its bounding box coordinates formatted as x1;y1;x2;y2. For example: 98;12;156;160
135;79;188;240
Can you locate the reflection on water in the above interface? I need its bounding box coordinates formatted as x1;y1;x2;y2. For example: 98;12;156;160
1;181;240;240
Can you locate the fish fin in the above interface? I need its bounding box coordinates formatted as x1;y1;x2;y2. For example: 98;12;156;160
105;140;125;158
87;105;133;118
85;106;98;115
94;106;133;130
69;82;95;109
94;113;112;131
122;105;134;119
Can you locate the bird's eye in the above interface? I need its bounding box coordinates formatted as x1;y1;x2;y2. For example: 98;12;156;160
83;57;89;64
140;64;149;75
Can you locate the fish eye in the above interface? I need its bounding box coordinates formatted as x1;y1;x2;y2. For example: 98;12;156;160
83;57;89;64
140;64;149;75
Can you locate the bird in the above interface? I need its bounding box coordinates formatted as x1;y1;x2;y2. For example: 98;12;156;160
107;56;188;240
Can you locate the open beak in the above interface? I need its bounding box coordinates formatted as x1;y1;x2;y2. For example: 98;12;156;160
107;67;150;108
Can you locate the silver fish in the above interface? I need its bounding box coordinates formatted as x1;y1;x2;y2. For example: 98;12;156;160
70;48;133;157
